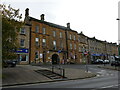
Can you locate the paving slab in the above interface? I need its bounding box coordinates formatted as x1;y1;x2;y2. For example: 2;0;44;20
2;65;96;86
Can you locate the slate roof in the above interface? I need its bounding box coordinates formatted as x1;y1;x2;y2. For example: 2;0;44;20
29;16;77;32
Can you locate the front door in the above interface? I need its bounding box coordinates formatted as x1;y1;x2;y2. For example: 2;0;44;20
52;54;59;64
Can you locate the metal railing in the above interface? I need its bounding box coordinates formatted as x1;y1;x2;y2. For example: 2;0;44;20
51;65;65;78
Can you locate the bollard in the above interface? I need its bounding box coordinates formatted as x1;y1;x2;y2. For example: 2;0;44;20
52;66;54;73
63;69;65;77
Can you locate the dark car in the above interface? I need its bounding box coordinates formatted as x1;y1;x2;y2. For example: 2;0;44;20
111;60;120;66
3;59;17;67
92;59;103;64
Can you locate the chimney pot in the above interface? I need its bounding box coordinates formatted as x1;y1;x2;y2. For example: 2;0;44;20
67;23;70;29
25;8;29;16
41;14;45;21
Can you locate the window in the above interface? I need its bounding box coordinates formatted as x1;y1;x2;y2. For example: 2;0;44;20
70;34;72;39
42;27;46;34
74;35;76;40
70;43;72;49
74;44;76;50
20;55;26;61
60;32;62;38
53;31;56;37
53;40;56;50
20;27;25;34
42;39;46;46
78;37;80;42
35;26;39;33
35;38;39;46
60;41;63;49
79;47;81;52
20;39;25;47
35;51;39;59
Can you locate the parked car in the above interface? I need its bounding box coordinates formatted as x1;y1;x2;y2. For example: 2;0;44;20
93;59;103;64
111;60;120;66
3;59;17;68
103;60;110;64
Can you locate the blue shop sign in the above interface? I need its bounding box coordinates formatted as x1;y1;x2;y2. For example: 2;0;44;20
58;50;61;53
16;48;29;53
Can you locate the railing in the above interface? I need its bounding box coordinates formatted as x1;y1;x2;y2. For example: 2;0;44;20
51;65;65;78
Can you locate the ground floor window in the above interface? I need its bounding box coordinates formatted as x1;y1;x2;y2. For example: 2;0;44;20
20;54;27;61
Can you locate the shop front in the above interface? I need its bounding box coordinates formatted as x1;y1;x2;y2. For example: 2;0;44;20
16;48;29;64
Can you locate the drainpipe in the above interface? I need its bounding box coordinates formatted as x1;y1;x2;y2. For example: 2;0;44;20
29;26;31;64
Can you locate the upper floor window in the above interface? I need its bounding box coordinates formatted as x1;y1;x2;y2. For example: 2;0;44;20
78;37;80;42
42;27;46;34
53;31;56;37
35;26;39;33
79;47;81;52
74;44;76;50
60;41;63;49
60;32;62;38
20;27;26;34
53;40;56;50
42;39;46;46
20;39;25;47
70;43;72;49
35;37;39;46
35;51;39;59
74;35;76;40
70;34;72;40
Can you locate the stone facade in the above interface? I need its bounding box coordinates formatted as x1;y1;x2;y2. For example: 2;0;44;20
17;24;30;64
23;8;119;64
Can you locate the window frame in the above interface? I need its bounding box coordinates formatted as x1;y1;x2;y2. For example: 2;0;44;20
35;37;39;46
42;27;46;34
20;39;25;47
35;25;39;33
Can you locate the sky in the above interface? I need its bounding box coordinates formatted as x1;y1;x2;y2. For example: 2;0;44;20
1;0;120;44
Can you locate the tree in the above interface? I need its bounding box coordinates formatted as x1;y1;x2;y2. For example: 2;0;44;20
1;4;23;60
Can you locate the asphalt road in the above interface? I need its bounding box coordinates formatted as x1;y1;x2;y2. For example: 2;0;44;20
3;65;120;89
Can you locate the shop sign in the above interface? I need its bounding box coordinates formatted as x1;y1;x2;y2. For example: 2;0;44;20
16;48;29;53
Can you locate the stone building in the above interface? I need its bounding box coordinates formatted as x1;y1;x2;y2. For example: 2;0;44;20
16;24;30;64
23;8;119;64
78;32;88;64
24;8;69;64
65;23;79;64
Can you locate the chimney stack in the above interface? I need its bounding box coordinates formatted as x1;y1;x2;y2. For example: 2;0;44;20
25;8;29;16
41;14;45;21
67;23;70;29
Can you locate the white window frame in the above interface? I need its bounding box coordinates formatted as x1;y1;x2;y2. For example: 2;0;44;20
53;40;57;50
60;32;62;38
20;27;26;34
35;26;39;33
53;31;56;37
70;43;72;49
20;39;25;47
42;39;46;46
35;37;39;46
42;27;46;34
70;34;72;40
74;44;76;50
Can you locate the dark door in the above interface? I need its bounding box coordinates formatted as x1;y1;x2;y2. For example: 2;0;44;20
52;54;59;64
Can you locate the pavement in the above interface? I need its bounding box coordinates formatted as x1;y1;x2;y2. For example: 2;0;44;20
98;64;120;71
2;65;96;87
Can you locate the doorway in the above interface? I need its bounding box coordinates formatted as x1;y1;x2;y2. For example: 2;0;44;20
52;54;59;64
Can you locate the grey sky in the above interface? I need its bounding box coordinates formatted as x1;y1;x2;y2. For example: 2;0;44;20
1;0;119;44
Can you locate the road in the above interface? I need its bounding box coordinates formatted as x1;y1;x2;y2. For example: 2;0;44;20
3;64;120;89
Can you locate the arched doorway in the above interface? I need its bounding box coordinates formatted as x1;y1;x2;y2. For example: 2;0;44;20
52;54;59;64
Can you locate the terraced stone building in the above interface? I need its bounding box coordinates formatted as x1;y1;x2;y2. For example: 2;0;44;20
24;8;119;64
